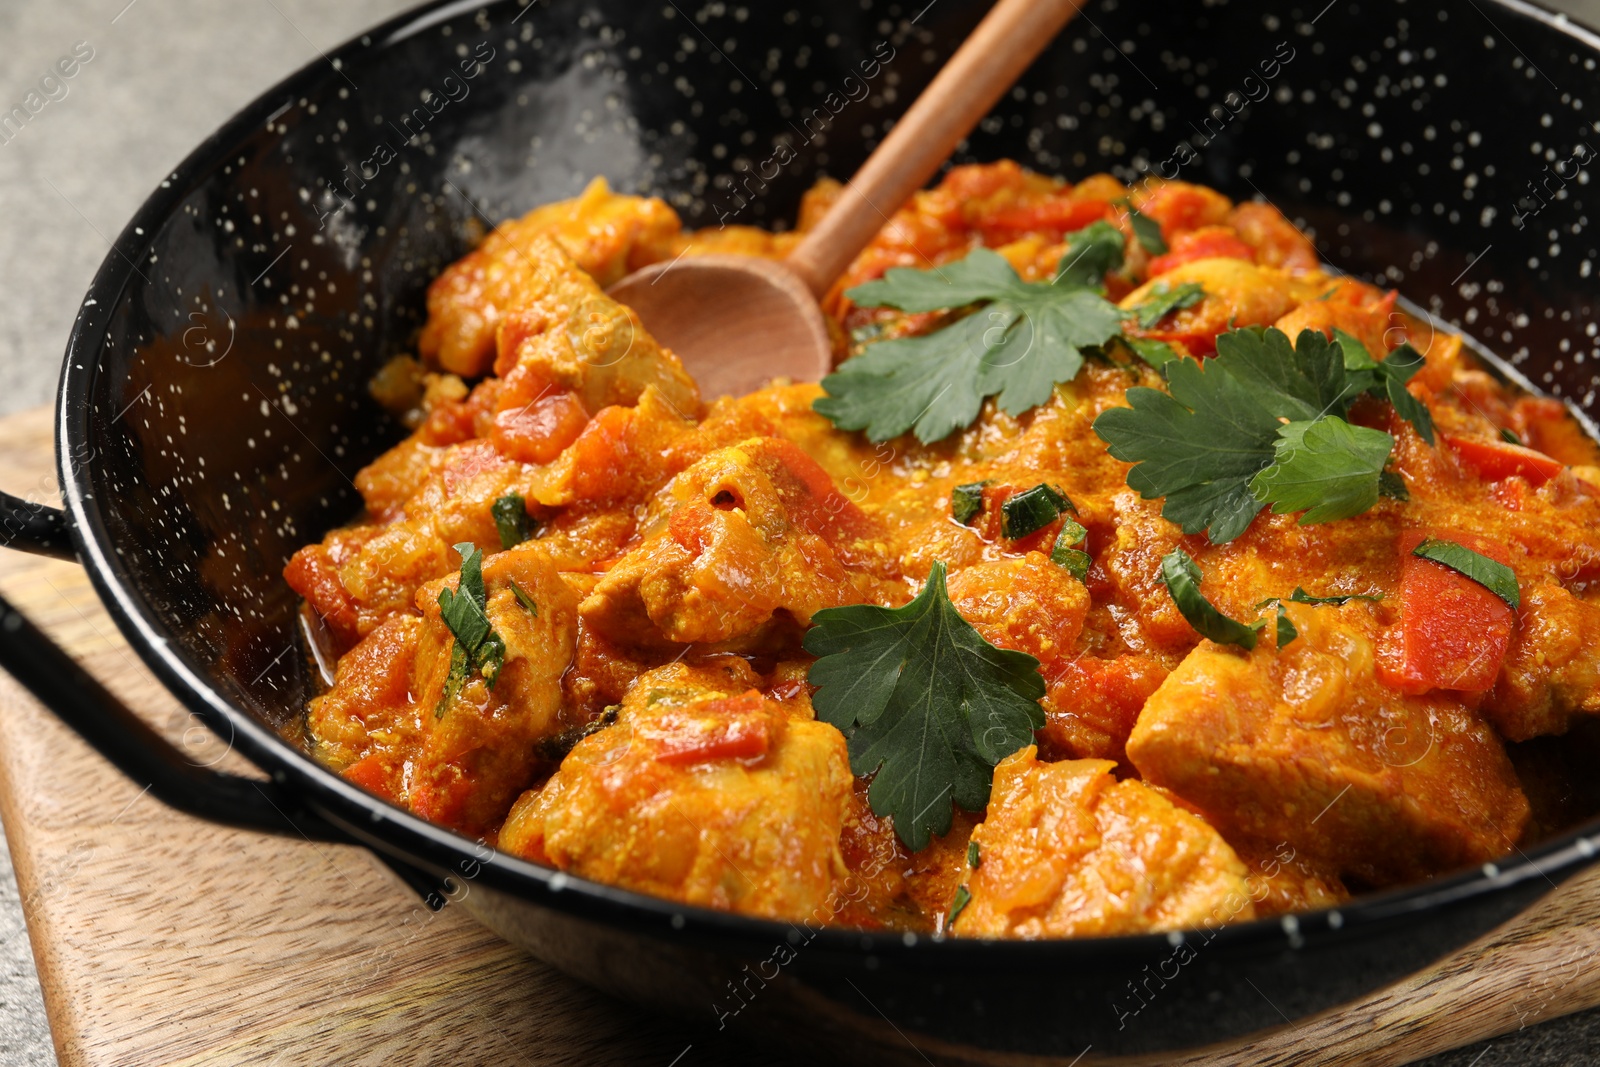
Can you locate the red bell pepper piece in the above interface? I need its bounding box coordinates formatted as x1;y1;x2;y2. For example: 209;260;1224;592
1444;433;1566;487
1382;530;1516;694
978;198;1114;243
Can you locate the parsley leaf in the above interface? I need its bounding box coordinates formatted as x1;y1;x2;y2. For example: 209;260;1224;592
803;560;1046;851
1131;281;1204;329
1250;417;1395;524
817;248;1124;444
1123;202;1167;254
435;542;506;716
1412;539;1521;609
1056;220;1125;289
1161;548;1264;649
1094;326;1429;543
492;493;531;549
1334;331;1436;445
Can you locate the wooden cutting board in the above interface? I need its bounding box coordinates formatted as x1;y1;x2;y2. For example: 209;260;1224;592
3;404;1600;1067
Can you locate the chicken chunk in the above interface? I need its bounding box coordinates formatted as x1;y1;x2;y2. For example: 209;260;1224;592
1488;578;1600;741
1128;601;1529;886
946;553;1090;673
489;235;700;419
953;748;1254;938
1228;835;1349;918
1227;201;1320;274
408;542;581;836
500;661;852;921
419;177;681;376
1120;258;1314;355
286;441;526;641
306;614;422;799
580;437;903;649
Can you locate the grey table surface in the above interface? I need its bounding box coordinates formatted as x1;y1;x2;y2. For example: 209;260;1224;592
4;1;1600;1065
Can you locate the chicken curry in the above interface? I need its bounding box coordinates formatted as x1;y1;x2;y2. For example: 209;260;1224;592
286;161;1600;938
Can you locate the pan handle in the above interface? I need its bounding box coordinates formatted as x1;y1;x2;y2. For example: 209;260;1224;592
0;492;76;561
0;592;348;842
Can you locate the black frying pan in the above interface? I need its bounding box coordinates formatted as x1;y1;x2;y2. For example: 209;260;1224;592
3;0;1599;1060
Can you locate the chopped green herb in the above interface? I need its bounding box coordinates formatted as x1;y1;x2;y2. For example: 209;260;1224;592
1160;548;1264;650
1500;427;1523;445
1378;471;1411;501
1121;335;1183;368
510;579;538;617
1130;281;1204;329
967;839;982;869
1274;603;1299;647
1000;483;1074;539
804;561;1046;851
491;493;531;549
435;543;507;716
1094;326;1434;544
1250;587;1381;649
1050;518;1091;582
816;247;1124;444
1124;202;1168;255
948;884;973;927
1288;587;1382;606
951;481;990;526
1412;539;1521;609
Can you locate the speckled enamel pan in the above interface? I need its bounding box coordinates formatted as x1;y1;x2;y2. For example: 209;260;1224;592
3;0;1600;1060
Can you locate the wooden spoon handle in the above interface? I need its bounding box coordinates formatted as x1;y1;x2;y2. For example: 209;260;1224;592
784;0;1086;297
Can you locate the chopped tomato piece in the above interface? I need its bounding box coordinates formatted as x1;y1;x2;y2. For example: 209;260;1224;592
492;389;590;464
564;405;642;504
1146;226;1256;277
1445;433;1565;487
1040;653;1170;766
650;691;773;765
284;545;361;649
1381;530;1515;694
978;197;1114;243
343;754;401;800
669;501;718;555
1133;182;1232;239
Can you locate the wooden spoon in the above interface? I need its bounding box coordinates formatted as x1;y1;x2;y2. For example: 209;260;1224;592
609;0;1086;400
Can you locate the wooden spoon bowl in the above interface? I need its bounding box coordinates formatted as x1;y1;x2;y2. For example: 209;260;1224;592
609;0;1086;399
607;254;832;401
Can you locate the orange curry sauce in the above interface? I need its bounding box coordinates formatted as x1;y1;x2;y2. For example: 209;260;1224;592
286;162;1600;938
